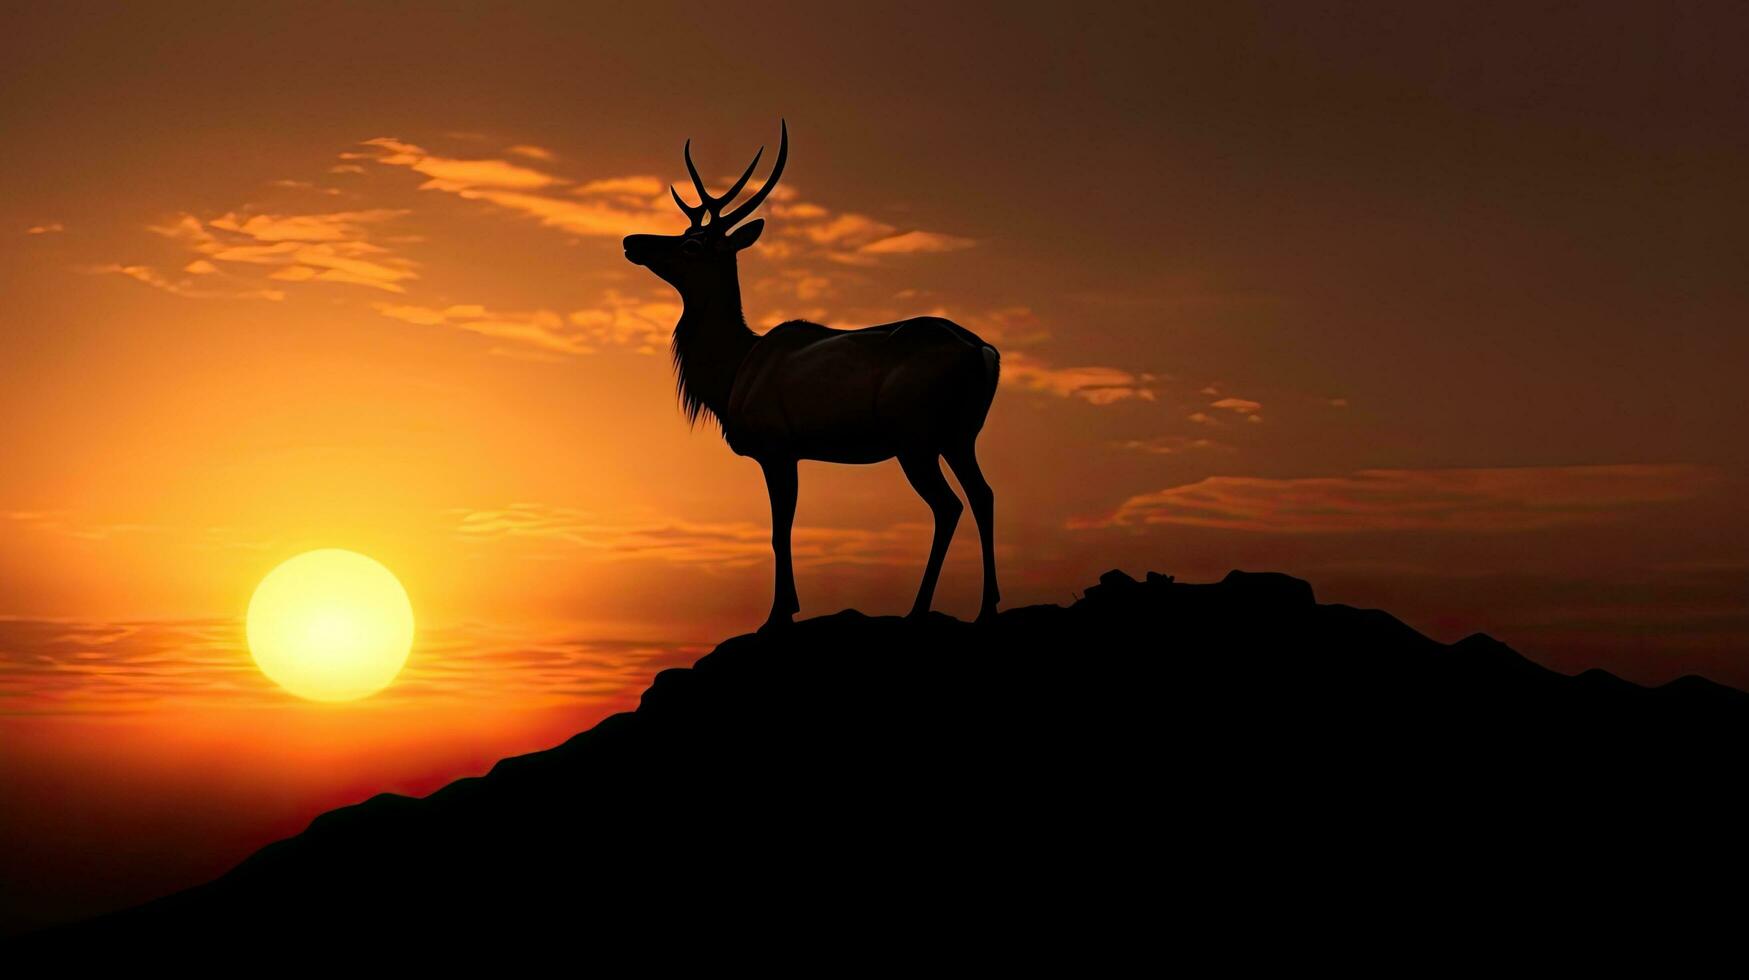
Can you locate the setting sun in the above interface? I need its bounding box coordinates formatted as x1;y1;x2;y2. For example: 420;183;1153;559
245;550;415;702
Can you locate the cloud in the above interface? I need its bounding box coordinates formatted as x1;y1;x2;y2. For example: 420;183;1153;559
415;160;563;191
767;203;973;265
573;176;666;197
566;289;682;354
1210;397;1261;413
209;208;407;242
954;306;1050;346
860;230;976;254
357;137;675;237
1072;464;1717;532
506;144;558;162
349;133;982;269
143;208;417;294
1115;436;1221;455
453;503;942;570
359;137;561;190
444;187;677;237
774;202;829;219
1002;352;1157;405
26;222;64;235
0;617;700;713
5;511;274;548
795;212;896;246
89;263;286;302
374;303;589;355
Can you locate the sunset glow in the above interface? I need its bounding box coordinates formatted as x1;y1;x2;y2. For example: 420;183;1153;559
246;550;414;702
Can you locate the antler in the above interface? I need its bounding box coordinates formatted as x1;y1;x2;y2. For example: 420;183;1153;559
670;120;789;233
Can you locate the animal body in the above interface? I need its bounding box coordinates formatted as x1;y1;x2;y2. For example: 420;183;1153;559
623;122;1000;629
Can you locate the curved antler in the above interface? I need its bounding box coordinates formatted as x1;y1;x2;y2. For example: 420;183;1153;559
669;120;788;233
719;120;787;231
670;185;705;228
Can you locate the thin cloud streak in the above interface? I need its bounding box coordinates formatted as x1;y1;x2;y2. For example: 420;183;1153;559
0;617;703;715
374;303;590;355
453;503;954;570
1073;465;1718;532
1002;352;1157;405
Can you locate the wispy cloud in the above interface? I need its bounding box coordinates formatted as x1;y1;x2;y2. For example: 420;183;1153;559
0;617;702;714
1072;464;1717;532
572;176;665;197
1195;386;1263;422
130;208;417;295
87;263;287;302
956;306;1050;346
374;303;589;356
355;137;675;237
454;503;947;570
567;289;681;355
208;208;406;242
358;137;562;190
795;213;895;246
26;222;64;235
377;289;682;359
1002;352;1157;405
860;230;976;254
1114;435;1222;455
96;129;1055;377
770;206;975;265
5;510;275;550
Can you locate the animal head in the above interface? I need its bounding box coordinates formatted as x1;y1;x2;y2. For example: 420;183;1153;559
623;120;788;290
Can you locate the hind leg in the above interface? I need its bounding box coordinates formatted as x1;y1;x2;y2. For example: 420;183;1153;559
898;452;962;619
944;442;999;622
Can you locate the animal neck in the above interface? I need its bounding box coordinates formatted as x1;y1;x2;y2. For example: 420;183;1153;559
671;264;757;427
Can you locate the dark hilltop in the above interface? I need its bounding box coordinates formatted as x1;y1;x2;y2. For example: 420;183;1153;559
16;568;1747;958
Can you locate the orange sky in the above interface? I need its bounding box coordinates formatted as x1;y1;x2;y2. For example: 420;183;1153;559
3;1;1748;933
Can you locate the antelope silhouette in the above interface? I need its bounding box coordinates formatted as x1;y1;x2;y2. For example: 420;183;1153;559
623;122;1001;630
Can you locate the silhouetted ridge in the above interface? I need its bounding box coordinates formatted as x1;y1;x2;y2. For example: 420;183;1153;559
18;568;1749;957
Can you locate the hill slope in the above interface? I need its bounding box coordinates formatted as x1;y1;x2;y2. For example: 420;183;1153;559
18;569;1749;956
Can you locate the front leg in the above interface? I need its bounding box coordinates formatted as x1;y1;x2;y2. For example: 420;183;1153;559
760;457;800;631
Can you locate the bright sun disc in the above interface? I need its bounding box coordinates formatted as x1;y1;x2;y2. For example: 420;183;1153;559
246;549;414;702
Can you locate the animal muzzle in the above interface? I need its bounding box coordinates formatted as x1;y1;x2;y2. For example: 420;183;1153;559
622;235;656;266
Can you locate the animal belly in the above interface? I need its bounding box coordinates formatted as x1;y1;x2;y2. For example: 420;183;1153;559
771;372;897;461
786;415;896;463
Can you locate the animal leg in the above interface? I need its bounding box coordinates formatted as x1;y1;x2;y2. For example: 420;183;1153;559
761;458;800;630
944;443;999;622
899;453;962;619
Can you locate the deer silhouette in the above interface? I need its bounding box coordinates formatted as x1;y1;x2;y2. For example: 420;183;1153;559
623;122;1001;630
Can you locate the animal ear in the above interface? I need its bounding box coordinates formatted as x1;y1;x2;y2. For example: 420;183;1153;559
725;219;765;251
